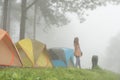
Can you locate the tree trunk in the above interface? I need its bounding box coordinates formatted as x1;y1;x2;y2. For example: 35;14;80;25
2;0;8;31
7;1;11;34
20;0;27;40
33;2;37;39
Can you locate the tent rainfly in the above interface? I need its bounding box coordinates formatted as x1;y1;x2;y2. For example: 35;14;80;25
48;48;74;67
16;38;52;68
0;29;22;67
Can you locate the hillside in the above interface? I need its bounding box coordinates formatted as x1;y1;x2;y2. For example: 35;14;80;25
0;67;120;80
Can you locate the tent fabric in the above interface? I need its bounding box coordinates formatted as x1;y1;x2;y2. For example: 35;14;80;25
0;29;22;67
52;60;66;67
48;48;74;67
63;48;74;66
16;38;52;68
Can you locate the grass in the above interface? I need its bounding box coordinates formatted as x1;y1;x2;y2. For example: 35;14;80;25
0;67;120;80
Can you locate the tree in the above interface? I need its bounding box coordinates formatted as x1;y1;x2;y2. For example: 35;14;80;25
36;0;106;27
20;0;27;40
107;0;120;5
19;0;120;40
7;1;12;33
105;33;120;72
33;1;37;39
1;0;120;40
1;0;13;33
2;0;9;31
19;0;106;40
20;0;39;40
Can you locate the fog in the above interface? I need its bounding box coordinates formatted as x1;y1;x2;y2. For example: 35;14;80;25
34;4;120;73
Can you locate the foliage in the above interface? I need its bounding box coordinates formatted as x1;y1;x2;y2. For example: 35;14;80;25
104;33;120;72
37;0;107;27
107;0;120;5
0;67;120;80
1;0;120;27
0;0;119;27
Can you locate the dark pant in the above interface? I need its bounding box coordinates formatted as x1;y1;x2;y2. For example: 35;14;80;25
75;56;81;68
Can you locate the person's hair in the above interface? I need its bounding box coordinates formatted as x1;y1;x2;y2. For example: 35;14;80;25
74;37;79;45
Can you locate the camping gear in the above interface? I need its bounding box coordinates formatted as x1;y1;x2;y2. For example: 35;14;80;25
0;29;22;67
48;48;74;67
92;55;98;69
16;38;52;68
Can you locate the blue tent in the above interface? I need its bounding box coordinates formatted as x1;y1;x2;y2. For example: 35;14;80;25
48;48;74;67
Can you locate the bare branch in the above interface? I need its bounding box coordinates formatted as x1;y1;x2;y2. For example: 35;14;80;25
26;0;38;10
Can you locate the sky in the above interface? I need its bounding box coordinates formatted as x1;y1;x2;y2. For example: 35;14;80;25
35;4;120;73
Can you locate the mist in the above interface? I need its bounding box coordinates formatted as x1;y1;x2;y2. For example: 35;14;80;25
35;4;120;73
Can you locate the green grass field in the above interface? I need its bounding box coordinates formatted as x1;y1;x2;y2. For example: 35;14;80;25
0;67;120;80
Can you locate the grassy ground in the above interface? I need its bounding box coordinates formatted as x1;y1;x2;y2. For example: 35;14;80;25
0;67;120;80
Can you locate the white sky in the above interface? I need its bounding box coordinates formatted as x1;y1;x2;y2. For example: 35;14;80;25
36;4;120;73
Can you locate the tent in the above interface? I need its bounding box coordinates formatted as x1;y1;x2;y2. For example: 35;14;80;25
16;38;52;68
48;48;74;67
0;29;22;67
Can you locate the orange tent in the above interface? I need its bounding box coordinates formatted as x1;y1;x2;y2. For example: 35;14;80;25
0;29;22;67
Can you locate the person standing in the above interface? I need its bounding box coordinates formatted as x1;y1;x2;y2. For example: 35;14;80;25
74;37;82;68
